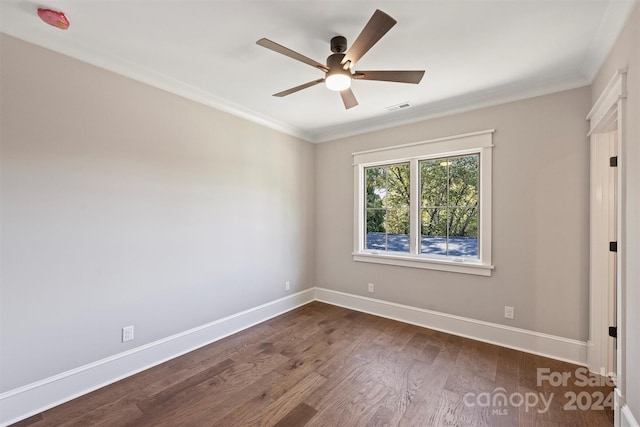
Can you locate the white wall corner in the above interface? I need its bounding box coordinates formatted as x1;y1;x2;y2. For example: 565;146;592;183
0;288;315;427
313;287;588;366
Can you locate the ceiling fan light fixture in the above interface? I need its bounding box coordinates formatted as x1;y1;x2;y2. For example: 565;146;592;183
257;10;424;109
325;73;351;91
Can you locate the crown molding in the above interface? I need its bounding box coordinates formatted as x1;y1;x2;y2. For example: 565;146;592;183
580;0;638;82
0;32;314;143
309;73;591;143
4;0;635;146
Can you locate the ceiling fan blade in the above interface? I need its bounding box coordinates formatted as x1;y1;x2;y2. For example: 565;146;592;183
353;70;425;84
257;38;329;73
340;88;359;109
341;9;397;68
273;79;325;97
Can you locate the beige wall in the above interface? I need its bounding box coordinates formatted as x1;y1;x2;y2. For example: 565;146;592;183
591;3;640;420
0;34;315;392
315;87;591;341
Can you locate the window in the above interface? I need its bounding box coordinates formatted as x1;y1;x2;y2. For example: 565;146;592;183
420;154;479;258
365;163;410;253
353;130;493;276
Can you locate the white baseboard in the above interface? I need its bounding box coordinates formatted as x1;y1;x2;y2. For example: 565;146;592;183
0;286;595;426
622;405;640;427
0;288;315;427
314;287;588;366
615;388;639;427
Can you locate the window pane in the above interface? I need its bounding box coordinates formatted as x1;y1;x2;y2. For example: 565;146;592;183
421;160;447;207
366;209;386;250
365;167;386;208
387;208;410;253
449;155;479;207
366;209;386;233
448;207;479;257
387;163;410;209
421;208;447;255
364;163;410;253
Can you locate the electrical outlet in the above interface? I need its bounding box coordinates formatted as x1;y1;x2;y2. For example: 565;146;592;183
504;306;515;319
285;281;290;291
368;283;374;293
122;325;134;342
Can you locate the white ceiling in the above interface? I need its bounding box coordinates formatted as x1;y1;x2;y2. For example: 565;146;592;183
0;0;636;142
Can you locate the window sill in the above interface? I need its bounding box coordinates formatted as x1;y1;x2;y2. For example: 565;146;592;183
352;252;494;276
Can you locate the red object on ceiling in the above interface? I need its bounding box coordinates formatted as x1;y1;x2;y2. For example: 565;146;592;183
37;8;70;30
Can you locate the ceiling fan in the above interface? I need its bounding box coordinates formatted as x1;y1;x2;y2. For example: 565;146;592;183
256;9;425;110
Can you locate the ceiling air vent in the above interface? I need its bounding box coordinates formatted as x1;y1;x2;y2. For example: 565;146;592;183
385;102;412;112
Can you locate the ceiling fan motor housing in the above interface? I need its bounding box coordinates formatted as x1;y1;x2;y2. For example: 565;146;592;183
326;53;346;69
330;36;347;53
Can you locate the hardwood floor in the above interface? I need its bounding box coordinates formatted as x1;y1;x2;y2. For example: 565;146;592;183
13;302;614;426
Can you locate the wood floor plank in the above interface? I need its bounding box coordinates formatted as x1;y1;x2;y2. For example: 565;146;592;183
13;302;613;427
372;319;417;349
487;347;521;426
400;332;429;361
306;378;393;427
365;405;401;427
381;359;432;416
136;357;235;413
398;354;457;426
272;403;318;427
56;399;143;427
314;321;381;379
230;372;326;426
139;352;290;425
157;369;286;426
9;414;43;427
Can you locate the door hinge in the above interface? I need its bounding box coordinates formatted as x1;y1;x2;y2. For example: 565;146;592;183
609;326;617;338
610;241;617;252
610;156;618;167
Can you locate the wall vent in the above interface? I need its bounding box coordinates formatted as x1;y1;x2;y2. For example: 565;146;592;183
385;102;412;112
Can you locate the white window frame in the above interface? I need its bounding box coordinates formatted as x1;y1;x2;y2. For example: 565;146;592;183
353;130;494;276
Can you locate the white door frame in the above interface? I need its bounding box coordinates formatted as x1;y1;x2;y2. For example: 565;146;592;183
587;68;626;426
